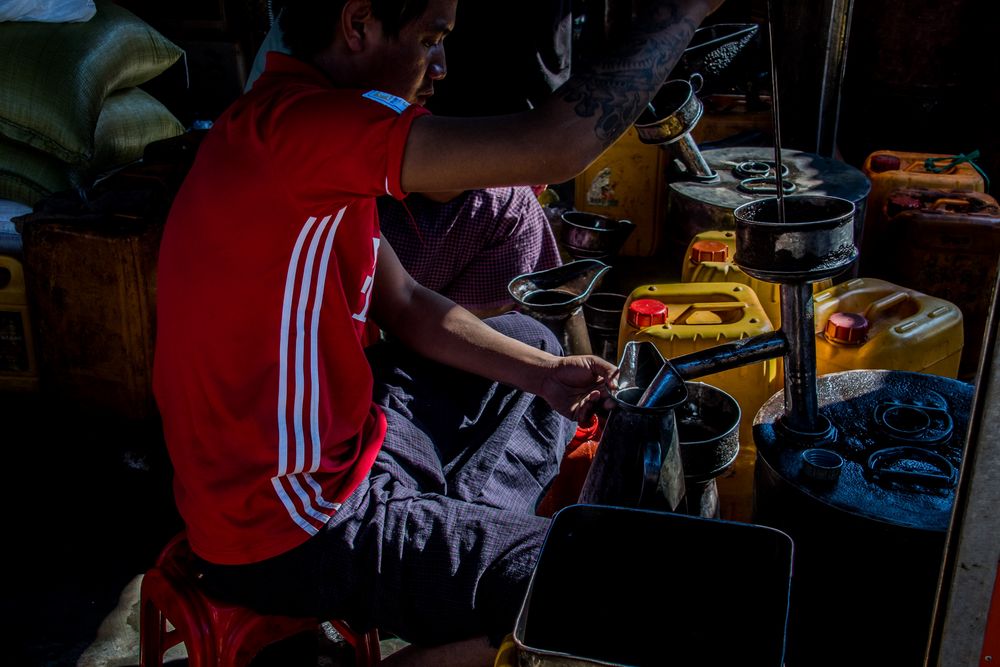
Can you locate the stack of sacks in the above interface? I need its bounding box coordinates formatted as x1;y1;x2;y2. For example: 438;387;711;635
0;0;185;206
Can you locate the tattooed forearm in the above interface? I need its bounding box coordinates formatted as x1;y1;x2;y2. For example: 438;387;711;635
557;1;701;147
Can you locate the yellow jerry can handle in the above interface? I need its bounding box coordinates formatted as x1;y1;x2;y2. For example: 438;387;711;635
863;291;911;320
0;255;26;293
672;301;748;325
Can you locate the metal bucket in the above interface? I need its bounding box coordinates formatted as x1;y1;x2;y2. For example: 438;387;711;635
559;212;636;260
676;382;740;519
513;504;793;666
753;369;973;667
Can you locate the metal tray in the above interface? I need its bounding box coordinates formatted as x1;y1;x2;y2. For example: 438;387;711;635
513;505;793;666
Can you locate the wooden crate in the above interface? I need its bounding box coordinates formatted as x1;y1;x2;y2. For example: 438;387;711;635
20;212;163;420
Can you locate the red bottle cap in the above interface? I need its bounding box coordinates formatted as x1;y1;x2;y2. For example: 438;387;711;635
627;299;668;328
885;192;923;217
689;240;729;264
825;312;870;344
869;154;901;173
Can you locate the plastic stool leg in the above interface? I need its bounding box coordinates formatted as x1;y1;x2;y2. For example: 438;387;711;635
139;595;165;667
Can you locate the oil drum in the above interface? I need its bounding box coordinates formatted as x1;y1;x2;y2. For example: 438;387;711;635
753;369;973;667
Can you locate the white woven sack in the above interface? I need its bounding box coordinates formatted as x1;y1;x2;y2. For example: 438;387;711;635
0;0;97;22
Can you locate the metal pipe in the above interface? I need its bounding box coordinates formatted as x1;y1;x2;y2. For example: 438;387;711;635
780;282;819;431
636;331;788;407
563;308;594;356
672;331;788;380
669;133;718;182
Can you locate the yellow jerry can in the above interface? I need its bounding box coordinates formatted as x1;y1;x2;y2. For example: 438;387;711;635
0;254;38;391
813;278;964;379
573;126;669;257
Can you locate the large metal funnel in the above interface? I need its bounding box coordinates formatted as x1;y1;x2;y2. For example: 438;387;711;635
577;341;688;511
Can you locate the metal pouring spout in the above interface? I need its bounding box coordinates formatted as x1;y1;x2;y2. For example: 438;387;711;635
507;259;611;356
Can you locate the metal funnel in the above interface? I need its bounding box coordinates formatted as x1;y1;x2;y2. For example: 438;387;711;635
578;342;689;511
674;23;762;96
635;76;718;183
507;259;611;355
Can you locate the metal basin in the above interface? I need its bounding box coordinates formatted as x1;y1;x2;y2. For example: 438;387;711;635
513;504;793;666
559;211;636;260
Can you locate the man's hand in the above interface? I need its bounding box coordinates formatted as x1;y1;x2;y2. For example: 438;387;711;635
538;355;619;423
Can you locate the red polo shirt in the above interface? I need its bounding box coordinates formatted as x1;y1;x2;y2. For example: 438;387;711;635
154;53;429;564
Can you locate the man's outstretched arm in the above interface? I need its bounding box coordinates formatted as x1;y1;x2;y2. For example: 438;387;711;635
369;237;617;422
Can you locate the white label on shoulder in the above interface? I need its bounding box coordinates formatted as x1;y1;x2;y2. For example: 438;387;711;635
362;90;410;114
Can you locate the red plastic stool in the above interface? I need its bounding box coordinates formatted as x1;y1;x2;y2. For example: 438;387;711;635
139;532;381;667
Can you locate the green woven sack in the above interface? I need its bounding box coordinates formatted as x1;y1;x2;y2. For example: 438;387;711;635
0;140;71;206
0;0;183;164
0;87;186;206
88;87;185;174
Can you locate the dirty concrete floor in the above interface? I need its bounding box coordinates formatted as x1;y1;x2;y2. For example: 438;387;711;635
2;391;181;666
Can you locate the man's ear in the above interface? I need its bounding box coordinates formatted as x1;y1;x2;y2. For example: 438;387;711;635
341;0;374;52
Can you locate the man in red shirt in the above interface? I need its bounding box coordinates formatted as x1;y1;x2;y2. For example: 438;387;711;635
153;0;720;664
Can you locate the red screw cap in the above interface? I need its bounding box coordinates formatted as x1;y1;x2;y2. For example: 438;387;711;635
825;312;870;344
885;192;923;217
869;154;901;173
627;299;668;328
689;240;729;264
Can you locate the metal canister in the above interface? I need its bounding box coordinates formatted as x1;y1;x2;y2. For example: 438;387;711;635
665;147;871;267
753;369;973;667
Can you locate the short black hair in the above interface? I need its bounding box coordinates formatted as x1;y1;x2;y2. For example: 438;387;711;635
280;0;432;61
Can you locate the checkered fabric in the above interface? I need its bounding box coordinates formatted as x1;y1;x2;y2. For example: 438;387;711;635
195;313;572;647
378;187;562;312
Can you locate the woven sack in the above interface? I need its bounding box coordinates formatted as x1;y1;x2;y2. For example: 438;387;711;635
0;0;183;163
0;87;185;206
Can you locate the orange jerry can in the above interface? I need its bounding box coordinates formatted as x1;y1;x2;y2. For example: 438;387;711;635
813;278;964;379
883;189;1000;378
681;230;832;327
574;126;669;257
618;282;776;523
860;150;985;272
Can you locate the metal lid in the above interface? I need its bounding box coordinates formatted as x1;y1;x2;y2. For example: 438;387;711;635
754;370;972;532
668;147;872;212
